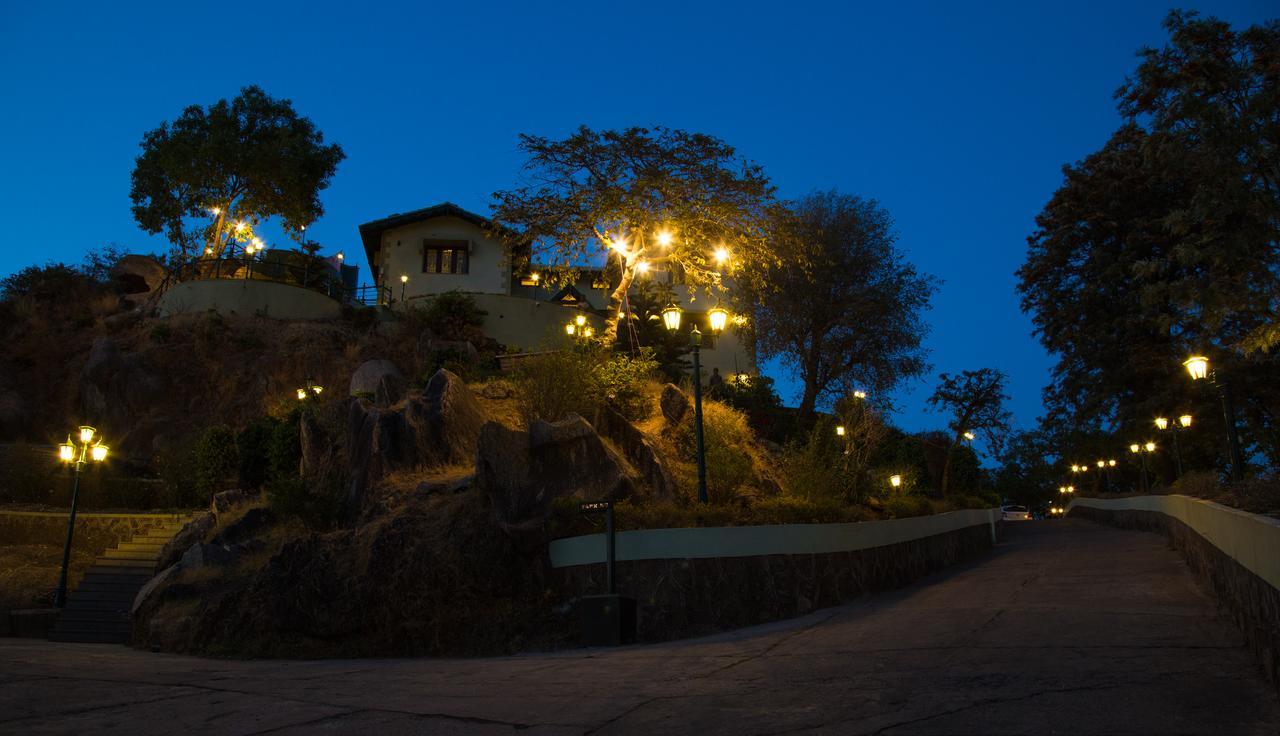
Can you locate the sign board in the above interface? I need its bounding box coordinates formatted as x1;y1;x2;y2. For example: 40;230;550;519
579;501;612;512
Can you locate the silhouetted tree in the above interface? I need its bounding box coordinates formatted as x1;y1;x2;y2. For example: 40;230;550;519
927;368;1011;496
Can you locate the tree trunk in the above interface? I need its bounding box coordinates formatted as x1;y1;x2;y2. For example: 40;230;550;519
796;340;823;424
940;434;961;497
604;260;637;343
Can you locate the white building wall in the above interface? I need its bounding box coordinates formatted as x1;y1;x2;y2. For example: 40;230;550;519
376;216;508;297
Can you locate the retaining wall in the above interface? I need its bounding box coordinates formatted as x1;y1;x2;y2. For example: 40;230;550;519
550;508;997;642
1068;495;1280;696
0;510;183;552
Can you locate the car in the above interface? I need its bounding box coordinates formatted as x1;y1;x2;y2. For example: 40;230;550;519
1000;504;1031;521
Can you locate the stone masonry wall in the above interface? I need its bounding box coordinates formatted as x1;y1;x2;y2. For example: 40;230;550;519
553;523;993;643
1070;505;1280;698
0;512;173;554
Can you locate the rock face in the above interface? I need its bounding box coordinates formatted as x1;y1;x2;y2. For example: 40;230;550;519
79;337;163;460
660;383;691;424
155;513;214;572
477;414;630;534
594;407;679;499
349;360;404;400
345;369;485;515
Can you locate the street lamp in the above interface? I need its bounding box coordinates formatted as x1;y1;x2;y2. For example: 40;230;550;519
835;425;846;437
1182;355;1244;482
54;427;108;607
296;379;324;401
853;390;867;400
662;303;730;503
1156;414;1192;479
889;474;902;489
399;274;408;302
1130;441;1155;493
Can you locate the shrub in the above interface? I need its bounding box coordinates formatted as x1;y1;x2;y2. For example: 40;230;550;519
596;349;658;421
883;493;933;519
414;290;487;342
515;349;600;423
237;417;282;490
674;401;756;503
193;425;238;500
783;417;860;503
156;441;202;508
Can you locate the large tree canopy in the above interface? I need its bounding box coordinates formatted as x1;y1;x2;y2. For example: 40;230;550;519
927;368;1011;496
491;126;779;341
1018;11;1280;470
746;191;935;421
130;85;346;258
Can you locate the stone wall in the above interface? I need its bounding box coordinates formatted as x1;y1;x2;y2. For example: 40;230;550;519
0;511;177;554
1070;505;1280;697
553;523;992;643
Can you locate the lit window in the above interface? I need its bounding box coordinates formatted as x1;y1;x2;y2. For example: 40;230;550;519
423;240;469;275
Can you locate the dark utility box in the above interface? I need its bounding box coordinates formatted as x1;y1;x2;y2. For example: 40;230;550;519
578;594;637;647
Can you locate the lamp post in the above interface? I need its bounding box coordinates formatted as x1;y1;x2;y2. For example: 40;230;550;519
54;427;109;607
399;274;408;303
1183;356;1244;482
662;303;729;504
296;378;324;401
1155;415;1192;479
1129;441;1156;493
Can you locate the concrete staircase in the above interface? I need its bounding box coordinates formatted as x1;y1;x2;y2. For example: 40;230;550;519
48;517;190;644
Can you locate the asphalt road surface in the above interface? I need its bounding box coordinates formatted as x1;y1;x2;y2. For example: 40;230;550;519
1;519;1277;735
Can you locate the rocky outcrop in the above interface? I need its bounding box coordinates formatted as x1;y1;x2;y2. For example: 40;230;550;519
594;407;679;499
660;383;690;424
477;414;630;535
349;360;404;401
155;512;214;572
78;337;164;460
345;369;485;515
110;255;167;302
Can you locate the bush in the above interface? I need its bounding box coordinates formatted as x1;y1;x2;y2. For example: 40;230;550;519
883;493;933;519
414;290;487;342
674;401;756;503
237;417;282;490
515;349;600;423
156;441;201;508
596;349;658;421
193;425;238;499
783;417;859;503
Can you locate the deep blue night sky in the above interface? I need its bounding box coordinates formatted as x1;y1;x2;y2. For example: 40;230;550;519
1;1;1272;441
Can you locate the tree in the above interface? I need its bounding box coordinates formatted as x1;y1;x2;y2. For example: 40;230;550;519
927;368;1011;496
491;126;779;342
1019;11;1280;470
748;191;935;421
130;86;346;259
1116;11;1280;355
993;429;1058;509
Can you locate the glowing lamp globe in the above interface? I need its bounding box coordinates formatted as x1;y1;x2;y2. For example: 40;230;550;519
78;426;96;444
889;474;902;488
1179;415;1192;428
564;323;575;336
90;444;108;462
963;431;976;441
1144;441;1156;453
835;425;846;437
1108;459;1117;467
1154;417;1168;430
1183;356;1209;381
58;442;75;462
1129;444;1140;454
708;306;729;334
575;314;587;328
853;390;867;400
656;230;673;247
1096;460;1104;468
296;388;308;400
661;304;682;332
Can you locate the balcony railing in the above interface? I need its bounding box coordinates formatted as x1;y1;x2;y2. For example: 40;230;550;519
166;246;389;307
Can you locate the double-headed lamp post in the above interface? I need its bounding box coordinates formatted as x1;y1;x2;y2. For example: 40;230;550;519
1129;441;1156;493
662;303;729;504
1183;356;1244;482
1154;414;1192;479
55;427;109;607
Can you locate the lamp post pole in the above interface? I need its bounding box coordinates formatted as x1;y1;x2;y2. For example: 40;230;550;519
1214;375;1244;483
690;326;708;504
53;456;84;609
54;428;108;608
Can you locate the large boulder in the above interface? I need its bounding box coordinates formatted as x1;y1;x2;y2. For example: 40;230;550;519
660;384;691;424
349;360;404;401
110;254;167;296
345;369;485;515
594;407;679;499
477;414;630;534
155;512;214;572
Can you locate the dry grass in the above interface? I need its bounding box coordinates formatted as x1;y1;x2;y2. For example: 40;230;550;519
0;544;95;610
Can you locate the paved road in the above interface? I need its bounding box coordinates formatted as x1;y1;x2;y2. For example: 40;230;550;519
1;520;1277;735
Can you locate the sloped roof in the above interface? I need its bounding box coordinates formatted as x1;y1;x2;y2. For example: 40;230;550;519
358;202;524;277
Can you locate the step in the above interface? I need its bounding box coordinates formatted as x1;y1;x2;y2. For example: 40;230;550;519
49;630;129;644
117;541;166;551
79;573;154;586
99;551;161;562
57;610;129;624
89;558;156;569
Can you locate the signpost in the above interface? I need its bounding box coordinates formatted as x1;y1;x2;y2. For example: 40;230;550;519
577;500;636;646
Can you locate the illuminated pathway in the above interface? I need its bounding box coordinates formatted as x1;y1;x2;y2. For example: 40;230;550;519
1;520;1277;735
